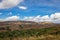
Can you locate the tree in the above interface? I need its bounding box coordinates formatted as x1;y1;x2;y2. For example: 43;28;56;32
19;24;24;29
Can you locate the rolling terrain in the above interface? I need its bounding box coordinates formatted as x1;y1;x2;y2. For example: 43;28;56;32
0;21;58;31
0;21;60;40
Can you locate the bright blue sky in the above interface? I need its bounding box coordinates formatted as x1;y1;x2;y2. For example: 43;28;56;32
0;0;60;22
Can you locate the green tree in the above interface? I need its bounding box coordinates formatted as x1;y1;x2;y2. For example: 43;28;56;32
6;25;11;31
19;24;24;29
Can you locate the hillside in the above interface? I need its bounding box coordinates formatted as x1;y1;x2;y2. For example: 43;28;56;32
0;24;60;40
0;21;59;31
0;21;60;40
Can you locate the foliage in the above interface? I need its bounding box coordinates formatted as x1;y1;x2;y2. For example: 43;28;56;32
0;26;60;40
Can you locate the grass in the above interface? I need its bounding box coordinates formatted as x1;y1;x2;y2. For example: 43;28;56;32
0;26;60;40
0;34;60;40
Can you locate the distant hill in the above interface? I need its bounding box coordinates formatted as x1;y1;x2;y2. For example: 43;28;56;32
0;21;60;32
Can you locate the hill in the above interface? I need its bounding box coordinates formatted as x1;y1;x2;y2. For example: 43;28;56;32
0;21;59;31
0;21;60;40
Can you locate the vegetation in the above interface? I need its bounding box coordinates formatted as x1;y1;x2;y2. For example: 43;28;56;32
0;26;60;40
19;24;24;29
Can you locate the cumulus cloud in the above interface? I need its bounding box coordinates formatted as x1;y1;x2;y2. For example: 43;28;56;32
18;6;27;10
0;16;20;21
0;0;23;9
0;12;60;23
5;16;20;21
23;13;60;23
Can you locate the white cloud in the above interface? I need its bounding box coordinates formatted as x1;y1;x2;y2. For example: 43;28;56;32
0;16;20;21
50;13;60;23
18;6;27;10
0;0;23;9
23;13;60;23
5;16;20;21
0;12;60;23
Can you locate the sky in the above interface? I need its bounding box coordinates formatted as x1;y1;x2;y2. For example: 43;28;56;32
0;0;60;23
